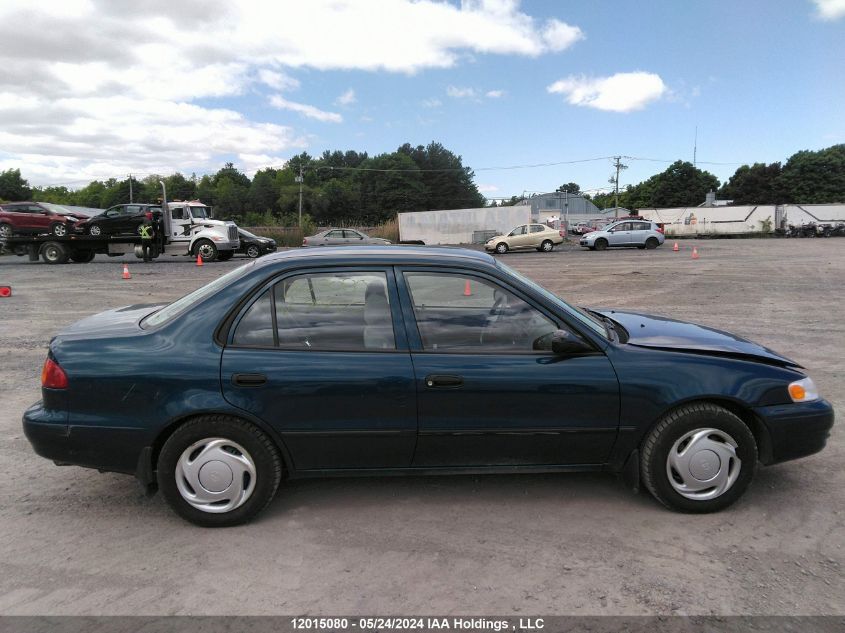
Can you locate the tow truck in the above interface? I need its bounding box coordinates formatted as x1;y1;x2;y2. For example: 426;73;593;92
0;187;240;264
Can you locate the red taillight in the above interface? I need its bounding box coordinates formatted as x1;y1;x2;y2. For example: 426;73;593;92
145;211;153;220
559;230;565;237
41;358;68;389
656;226;664;234
302;238;308;246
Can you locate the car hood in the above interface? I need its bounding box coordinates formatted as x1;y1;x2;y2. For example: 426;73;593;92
597;310;799;367
54;303;164;341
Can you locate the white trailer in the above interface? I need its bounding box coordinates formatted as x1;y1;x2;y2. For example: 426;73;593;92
398;206;532;245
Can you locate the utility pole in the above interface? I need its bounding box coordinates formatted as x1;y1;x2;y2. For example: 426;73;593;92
295;164;304;227
611;156;628;218
693;126;698;168
129;173;133;203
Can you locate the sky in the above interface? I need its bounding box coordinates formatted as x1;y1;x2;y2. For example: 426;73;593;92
0;0;843;202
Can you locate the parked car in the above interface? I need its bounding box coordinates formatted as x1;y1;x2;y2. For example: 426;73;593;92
74;204;161;237
23;246;833;526
580;220;665;251
485;223;565;254
302;228;391;247
237;229;277;258
570;222;595;235
0;202;85;238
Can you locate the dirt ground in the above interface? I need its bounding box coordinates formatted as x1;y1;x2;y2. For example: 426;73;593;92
0;239;842;616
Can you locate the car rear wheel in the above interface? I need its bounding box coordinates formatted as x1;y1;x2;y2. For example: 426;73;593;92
495;242;508;254
594;238;608;251
88;224;102;237
0;223;12;239
50;222;68;237
246;245;261;258
640;403;757;513
40;241;69;264
157;416;282;527
195;239;218;262
645;237;659;249
539;239;554;252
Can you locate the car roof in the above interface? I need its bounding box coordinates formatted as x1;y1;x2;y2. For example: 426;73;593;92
255;245;495;268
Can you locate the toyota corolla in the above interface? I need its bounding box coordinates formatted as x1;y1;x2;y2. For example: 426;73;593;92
23;247;833;526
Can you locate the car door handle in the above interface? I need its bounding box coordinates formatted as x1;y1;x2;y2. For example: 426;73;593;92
232;373;267;387
425;374;463;388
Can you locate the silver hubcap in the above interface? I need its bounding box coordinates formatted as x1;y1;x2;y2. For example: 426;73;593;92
542;241;552;251
198;244;214;258
0;225;11;237
90;225;101;236
175;437;256;513
666;428;741;500
54;224;67;236
247;246;259;257
496;244;506;253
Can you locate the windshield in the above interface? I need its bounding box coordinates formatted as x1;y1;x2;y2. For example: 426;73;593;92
188;206;210;219
495;260;608;339
141;262;255;328
239;229;258;239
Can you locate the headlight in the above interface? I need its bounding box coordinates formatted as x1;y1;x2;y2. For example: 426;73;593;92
788;377;820;402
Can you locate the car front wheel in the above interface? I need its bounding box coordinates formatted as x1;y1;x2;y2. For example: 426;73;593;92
157;416;282;527
0;223;13;238
246;245;261;258
640;403;757;513
51;222;68;237
495;242;508;254
594;238;608;251
88;224;102;236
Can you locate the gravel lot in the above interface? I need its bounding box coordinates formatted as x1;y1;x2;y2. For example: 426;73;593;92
0;240;842;616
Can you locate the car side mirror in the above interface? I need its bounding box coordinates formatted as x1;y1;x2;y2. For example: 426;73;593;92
551;330;592;355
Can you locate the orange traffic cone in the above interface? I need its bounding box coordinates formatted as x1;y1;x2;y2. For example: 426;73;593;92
463;280;472;296
692;247;699;260
673;242;679;252
196;253;204;267
0;285;11;297
122;264;131;279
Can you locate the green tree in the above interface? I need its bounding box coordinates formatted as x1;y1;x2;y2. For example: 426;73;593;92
0;168;32;201
556;182;581;194
357;152;426;221
249;168;280;213
719;163;785;204
397;141;485;209
778;144;845;203
626;161;720;208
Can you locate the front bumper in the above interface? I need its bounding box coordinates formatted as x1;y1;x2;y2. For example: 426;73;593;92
216;239;241;252
23;401;144;476
753;398;834;465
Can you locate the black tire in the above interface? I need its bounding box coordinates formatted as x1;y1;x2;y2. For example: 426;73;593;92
0;223;12;239
40;241;69;264
539;239;554;252
640;403;757;513
217;251;234;261
246;245;261;258
194;239;218;262
645;237;659;250
51;222;69;237
594;238;608;251
637;245;646;250
88;224;102;237
495;242;508;254
70;250;95;263
157;415;283;527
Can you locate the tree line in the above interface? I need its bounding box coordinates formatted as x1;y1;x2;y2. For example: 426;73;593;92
1;143;842;224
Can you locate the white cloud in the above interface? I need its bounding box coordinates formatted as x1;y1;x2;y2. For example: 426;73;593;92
447;86;477;98
812;0;845;19
547;72;667;112
0;0;583;184
269;95;343;123
485;89;505;98
477;183;499;193
258;69;300;91
336;88;356;106
422;98;443;108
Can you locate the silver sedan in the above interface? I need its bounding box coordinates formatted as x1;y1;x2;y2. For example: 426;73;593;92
302;228;391;247
579;220;665;251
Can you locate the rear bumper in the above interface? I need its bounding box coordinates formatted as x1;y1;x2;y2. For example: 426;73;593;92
754;399;834;465
23;401;144;476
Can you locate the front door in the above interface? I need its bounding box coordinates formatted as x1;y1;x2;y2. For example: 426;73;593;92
608;222;633;246
221;268;417;471
397;269;620;467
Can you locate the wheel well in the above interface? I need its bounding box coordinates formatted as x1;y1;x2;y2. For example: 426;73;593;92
644;398;772;463
148;413;292;480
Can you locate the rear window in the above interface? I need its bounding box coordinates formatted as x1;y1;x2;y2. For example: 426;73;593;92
142;262;256;328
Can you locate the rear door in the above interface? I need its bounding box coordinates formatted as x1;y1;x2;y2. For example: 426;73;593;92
344;229;366;244
396;268;620;467
221;267;418;471
528;224;546;247
631;221;652;245
323;230;346;245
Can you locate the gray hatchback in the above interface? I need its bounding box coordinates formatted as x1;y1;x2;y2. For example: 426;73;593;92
580;220;665;251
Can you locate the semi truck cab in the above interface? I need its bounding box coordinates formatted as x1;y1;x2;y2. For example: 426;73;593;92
162;201;240;261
